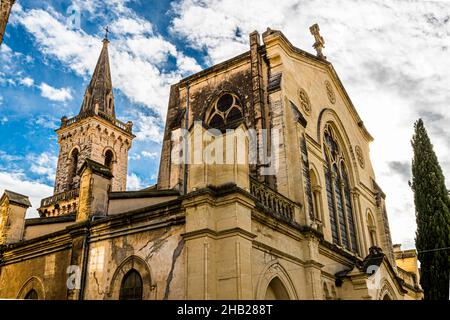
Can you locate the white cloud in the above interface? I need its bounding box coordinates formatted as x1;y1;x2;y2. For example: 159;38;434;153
110;17;153;35
129;153;141;161
141;151;158;159
134;114;164;142
39;82;73;102
27;152;58;182
127;173;143;191
71;0;131;18
13;4;201;124
34;115;60;129
0;150;21;162
169;0;450;249
0;171;53;218
20;77;34;87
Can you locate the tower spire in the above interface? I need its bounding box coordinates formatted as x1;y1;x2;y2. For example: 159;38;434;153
79;33;115;118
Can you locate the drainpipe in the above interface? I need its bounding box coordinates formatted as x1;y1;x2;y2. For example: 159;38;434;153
183;81;190;195
78;217;96;300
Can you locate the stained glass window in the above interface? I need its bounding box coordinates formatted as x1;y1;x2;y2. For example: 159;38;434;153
323;125;359;253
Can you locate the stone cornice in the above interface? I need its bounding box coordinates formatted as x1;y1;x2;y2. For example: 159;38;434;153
56;114;135;139
0;233;72;265
182;227;257;241
89;212;185;243
178;51;251;87
25;214;76;226
109;189;179;199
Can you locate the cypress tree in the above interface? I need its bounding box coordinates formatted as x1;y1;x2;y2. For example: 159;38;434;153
411;118;450;300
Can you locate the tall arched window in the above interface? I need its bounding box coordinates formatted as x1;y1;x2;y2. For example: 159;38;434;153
119;269;143;300
24;289;38;300
206;93;243;130
323;124;359;253
309;169;323;223
68;148;79;189
104;149;114;171
367;211;378;247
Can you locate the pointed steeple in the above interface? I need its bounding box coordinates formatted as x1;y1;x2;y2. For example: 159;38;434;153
79;34;115;118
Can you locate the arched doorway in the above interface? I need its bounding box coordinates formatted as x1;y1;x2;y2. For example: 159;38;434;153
264;277;290;300
24;289;38;300
108;255;154;300
17;277;45;300
119;269;143;300
382;294;392;300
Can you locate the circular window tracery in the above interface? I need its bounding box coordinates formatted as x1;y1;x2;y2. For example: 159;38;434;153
206;93;243;129
298;88;311;115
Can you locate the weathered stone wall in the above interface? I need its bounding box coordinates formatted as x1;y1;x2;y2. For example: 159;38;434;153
84;224;185;299
23;221;74;240
0;248;72;299
0;198;27;245
158;54;253;191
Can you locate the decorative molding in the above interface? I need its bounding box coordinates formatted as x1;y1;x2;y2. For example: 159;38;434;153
355;145;365;169
16;276;46;300
325;80;336;104
107;255;155;300
254;259;299;300
298;88;311;115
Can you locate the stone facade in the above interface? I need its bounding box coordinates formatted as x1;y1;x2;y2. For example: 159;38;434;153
0;0;14;46
0;27;422;300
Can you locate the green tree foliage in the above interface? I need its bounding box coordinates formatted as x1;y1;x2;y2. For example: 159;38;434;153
411;119;450;300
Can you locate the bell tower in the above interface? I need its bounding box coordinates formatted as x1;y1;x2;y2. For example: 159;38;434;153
38;36;134;217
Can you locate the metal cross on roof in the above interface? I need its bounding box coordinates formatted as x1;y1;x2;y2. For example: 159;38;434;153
104;26;110;40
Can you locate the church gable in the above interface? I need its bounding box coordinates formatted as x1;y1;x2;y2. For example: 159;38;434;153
262;30;373;146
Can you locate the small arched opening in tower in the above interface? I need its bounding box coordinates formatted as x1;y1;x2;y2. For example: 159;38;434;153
104;149;114;172
67;148;79;189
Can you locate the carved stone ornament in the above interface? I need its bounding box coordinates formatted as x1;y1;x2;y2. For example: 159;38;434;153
298;88;311;115
325;80;336;104
355;145;365;168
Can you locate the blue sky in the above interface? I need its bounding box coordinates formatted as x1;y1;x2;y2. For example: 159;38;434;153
1;0;449;249
0;0;206;198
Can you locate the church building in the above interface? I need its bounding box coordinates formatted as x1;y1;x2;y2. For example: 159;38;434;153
0;26;423;300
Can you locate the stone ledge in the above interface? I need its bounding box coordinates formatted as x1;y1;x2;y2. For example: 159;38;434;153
25;214;76;226
109;189;179;199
